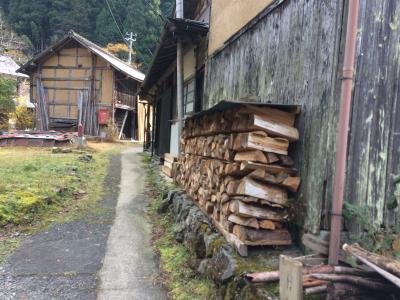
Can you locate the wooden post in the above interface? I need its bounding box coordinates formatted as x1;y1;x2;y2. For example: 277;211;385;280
279;255;303;300
119;110;129;140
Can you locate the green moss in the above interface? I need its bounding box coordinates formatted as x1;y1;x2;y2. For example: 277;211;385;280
0;237;20;265
142;153;215;300
206;237;226;257
0;145;123;266
199;223;210;234
0;147;113;229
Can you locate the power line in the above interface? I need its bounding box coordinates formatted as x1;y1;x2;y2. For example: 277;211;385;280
104;0;128;45
143;0;165;23
109;0;126;33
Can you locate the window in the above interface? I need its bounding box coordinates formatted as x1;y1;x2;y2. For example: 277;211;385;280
184;79;195;115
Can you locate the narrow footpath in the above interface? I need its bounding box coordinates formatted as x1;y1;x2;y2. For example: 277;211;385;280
97;147;166;299
0;147;166;300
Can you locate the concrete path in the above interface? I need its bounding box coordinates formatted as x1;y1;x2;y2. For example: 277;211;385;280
97;148;166;300
0;147;166;300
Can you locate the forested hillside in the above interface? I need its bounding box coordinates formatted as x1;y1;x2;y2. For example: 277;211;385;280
0;0;174;70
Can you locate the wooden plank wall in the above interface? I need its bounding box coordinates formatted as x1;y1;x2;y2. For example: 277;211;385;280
346;0;400;232
32;46;113;121
204;0;345;234
204;0;400;235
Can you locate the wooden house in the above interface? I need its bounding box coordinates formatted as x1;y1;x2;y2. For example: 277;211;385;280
18;31;146;140
140;0;400;243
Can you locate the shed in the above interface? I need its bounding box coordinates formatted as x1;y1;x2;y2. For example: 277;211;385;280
18;31;146;139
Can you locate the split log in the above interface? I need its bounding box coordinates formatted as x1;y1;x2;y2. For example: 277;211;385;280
230;195;259;204
240;161;297;175
281;176;301;192
224;162;248;176
248;169;300;192
164;153;177;163
220;193;230;204
228;214;259;229
236;177;288;206
162;165;173;178
247;114;299;142
232;131;289;155
249;168;289;184
234;150;279;164
233;225;292;245
258;219;278;230
229;200;288;221
237;105;297;127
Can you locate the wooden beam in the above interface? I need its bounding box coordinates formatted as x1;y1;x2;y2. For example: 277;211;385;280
119;110;129;139
40;77;100;81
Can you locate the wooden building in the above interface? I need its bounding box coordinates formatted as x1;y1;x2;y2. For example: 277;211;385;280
141;0;400;240
140;0;210;156
18;31;146;140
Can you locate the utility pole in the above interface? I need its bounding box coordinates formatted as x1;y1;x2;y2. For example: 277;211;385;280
125;32;137;65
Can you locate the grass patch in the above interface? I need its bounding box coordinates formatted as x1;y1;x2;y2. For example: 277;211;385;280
0;142;127;263
142;153;215;300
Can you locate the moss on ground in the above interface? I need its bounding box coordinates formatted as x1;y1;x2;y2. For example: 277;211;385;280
142;153;216;300
0;142;126;264
0;237;20;265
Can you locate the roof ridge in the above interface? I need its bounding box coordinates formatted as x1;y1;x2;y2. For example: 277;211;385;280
17;30;145;82
70;31;144;75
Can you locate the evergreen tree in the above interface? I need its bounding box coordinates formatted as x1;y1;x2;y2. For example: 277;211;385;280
0;0;177;71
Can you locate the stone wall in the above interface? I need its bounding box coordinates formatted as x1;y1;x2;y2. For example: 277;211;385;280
159;189;300;299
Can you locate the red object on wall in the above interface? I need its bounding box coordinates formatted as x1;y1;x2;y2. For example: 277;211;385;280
98;108;110;125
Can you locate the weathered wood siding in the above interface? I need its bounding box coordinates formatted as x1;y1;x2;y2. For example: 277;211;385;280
32;46;114;120
346;0;400;232
204;0;345;234
204;0;400;235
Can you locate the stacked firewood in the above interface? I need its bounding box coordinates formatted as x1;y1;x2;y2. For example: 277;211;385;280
176;105;301;248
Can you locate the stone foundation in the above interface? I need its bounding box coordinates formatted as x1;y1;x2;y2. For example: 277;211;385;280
159;189;301;299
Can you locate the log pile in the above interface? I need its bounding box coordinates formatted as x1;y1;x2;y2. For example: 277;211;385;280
246;261;399;297
176;105;301;254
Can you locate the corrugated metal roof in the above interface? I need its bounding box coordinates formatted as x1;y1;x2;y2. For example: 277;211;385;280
0;55;29;78
17;31;145;82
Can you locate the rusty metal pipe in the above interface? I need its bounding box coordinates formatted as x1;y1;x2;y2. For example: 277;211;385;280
176;0;184;153
328;0;360;265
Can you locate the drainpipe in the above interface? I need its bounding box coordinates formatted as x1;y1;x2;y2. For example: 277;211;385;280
176;0;184;153
328;0;360;266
